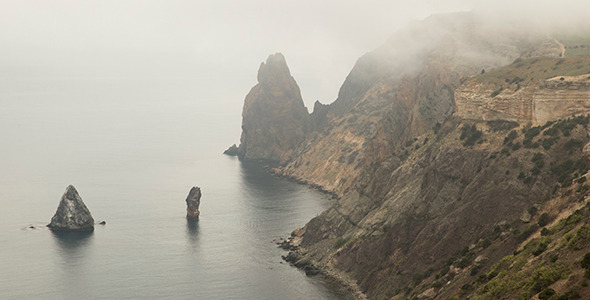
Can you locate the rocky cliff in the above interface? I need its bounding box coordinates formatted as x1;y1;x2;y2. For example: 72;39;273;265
237;53;309;162
292;117;590;299
535;74;590;124
455;57;590;124
232;11;590;300
277;12;559;197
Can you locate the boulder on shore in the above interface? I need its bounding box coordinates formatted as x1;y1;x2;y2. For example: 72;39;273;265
186;186;201;218
48;185;94;231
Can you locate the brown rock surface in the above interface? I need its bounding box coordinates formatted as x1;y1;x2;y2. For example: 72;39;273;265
455;58;590;124
277;12;555;197
48;185;94;231
237;53;309;162
273;14;586;299
186;186;201;218
534;74;590;123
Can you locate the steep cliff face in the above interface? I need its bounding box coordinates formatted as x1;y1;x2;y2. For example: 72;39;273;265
455;57;590;124
237;53;309;162
328;12;557;118
534;75;590;124
291;118;590;299
277;78;393;196
231;11;590;300
279;12;560;197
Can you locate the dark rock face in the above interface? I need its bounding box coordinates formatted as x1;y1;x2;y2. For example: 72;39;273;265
48;185;94;231
237;53;309;162
309;100;329;132
223;144;239;156
185;186;201;218
270;13;572;299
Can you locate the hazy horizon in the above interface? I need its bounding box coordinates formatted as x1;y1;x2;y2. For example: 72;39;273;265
2;0;590;111
3;2;590;299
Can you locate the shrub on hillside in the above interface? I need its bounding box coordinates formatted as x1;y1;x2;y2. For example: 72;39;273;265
460;124;483;146
538;213;550;227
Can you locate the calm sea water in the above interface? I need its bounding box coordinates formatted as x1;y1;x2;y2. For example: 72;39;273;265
0;78;348;299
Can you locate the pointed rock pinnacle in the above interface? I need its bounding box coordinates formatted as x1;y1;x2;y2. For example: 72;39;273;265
48;185;95;231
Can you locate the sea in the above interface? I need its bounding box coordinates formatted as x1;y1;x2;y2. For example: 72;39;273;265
0;77;349;299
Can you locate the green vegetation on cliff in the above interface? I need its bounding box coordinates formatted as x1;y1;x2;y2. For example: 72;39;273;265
289;114;590;299
234;12;590;300
469;205;590;300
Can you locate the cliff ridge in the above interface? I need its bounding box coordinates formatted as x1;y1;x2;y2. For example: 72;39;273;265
230;12;590;300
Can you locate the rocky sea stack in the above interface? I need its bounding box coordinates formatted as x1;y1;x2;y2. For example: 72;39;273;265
185;186;201;219
236;53;309;162
48;185;94;231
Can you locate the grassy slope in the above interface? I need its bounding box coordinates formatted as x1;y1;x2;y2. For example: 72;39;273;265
558;34;590;58
474;56;590;90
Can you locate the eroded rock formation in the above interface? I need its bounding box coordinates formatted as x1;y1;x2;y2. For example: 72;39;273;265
237;53;309;162
185;186;201;218
456;74;590;124
534;74;590;123
48;185;94;231
455;58;590;124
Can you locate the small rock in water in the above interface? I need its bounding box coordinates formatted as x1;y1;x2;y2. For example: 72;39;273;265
48;185;95;232
223;144;239;156
186;186;201;219
99;221;106;225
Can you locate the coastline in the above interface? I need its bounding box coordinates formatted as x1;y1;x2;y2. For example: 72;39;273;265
279;232;368;300
244;159;365;299
270;166;367;300
269;166;340;200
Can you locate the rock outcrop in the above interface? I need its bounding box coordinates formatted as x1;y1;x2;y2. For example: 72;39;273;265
534;74;590;123
185;186;201;218
455;57;590;124
223;144;239;156
455;74;590;124
455;81;536;122
237;53;309;162
48;185;94;231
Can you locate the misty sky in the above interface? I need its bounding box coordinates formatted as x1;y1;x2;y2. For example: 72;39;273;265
1;0;589;108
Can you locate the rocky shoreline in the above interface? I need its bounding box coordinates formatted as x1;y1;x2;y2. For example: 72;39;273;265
269;167;340;200
265;165;365;298
277;228;368;300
